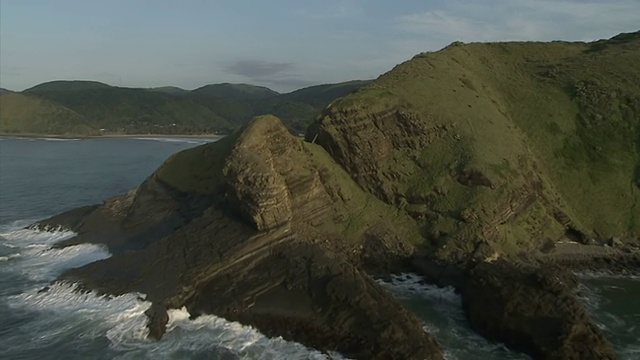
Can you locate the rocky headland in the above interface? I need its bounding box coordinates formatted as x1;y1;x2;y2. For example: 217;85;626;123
34;31;640;359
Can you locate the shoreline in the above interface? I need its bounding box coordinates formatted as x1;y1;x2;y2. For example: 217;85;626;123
0;133;225;140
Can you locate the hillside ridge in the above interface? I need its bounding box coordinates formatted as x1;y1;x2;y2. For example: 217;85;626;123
1;80;370;135
308;30;640;262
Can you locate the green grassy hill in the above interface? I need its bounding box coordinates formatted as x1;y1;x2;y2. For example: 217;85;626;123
188;82;371;132
25;80;112;92
191;83;279;99
279;80;372;108
147;86;189;96
258;80;372;132
0;92;97;135
25;83;234;134
307;31;640;262
5;79;368;135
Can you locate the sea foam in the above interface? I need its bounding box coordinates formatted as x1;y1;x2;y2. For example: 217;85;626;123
0;225;110;281
10;282;348;360
378;273;530;360
1;223;347;359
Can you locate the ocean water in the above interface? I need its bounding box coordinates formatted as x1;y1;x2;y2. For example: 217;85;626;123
0;136;638;359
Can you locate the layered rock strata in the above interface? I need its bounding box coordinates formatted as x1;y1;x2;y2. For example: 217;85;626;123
39;115;443;360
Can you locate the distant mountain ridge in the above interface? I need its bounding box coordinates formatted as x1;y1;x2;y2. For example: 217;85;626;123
24;80;112;92
191;83;279;99
0;79;371;136
147;86;189;96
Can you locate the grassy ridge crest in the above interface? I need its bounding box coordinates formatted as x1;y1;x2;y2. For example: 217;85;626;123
307;31;640;260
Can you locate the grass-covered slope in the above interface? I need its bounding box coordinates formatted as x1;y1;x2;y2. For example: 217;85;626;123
0;92;97;135
307;31;640;261
25;82;234;134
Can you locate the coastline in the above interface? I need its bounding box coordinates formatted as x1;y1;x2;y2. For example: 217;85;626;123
0;133;225;140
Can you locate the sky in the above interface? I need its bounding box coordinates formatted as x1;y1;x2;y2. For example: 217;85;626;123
1;0;638;93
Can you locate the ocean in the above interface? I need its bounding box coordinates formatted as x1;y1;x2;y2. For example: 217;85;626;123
0;136;637;359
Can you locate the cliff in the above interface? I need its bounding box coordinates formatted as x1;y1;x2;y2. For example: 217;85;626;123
307;31;640;263
39;115;442;359
33;32;640;359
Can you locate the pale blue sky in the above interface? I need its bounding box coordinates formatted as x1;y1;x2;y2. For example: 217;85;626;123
1;0;638;92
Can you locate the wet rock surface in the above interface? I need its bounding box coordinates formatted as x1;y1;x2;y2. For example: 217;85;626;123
410;245;639;359
461;260;617;359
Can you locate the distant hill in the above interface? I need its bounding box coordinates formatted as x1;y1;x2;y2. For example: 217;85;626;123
24;80;112;92
0;92;97;135
0;88;12;95
267;80;372;131
6;79;370;135
279;80;372;108
147;86;189;96
187;81;370;132
24;85;233;134
191;83;279;100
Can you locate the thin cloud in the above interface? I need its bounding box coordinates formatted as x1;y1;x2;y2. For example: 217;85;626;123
225;60;296;79
224;60;315;91
265;77;317;90
394;0;640;47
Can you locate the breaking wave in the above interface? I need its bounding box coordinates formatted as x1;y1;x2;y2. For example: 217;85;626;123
576;275;640;359
378;273;530;360
0;222;347;359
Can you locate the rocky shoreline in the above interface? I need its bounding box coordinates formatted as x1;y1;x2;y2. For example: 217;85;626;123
34;116;446;359
414;252;639;360
14;33;640;358
0;133;223;140
30;115;639;359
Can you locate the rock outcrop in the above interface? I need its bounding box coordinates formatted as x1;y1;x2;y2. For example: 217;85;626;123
301;34;640;357
307;31;640;264
462;261;617;359
40;115;443;360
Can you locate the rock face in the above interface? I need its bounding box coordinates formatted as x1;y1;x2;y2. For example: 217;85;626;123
41;115;443;360
222;115;313;231
300;33;640;357
307;32;640;264
462;261;617;360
